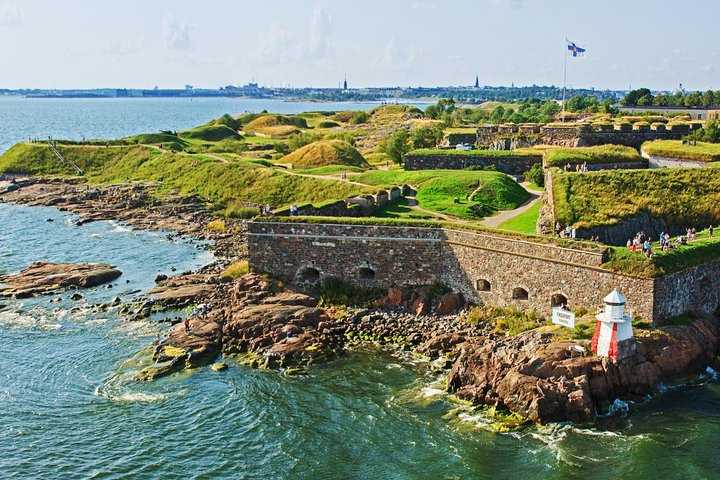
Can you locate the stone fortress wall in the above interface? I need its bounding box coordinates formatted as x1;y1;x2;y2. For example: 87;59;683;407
459;123;698;149
248;222;720;324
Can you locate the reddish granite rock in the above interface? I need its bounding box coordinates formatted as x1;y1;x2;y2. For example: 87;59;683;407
434;292;464;316
447;318;720;424
0;262;121;298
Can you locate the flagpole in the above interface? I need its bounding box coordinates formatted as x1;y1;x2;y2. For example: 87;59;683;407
562;38;567;123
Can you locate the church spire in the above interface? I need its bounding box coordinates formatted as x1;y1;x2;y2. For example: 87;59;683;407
343;75;348;91
474;75;479;89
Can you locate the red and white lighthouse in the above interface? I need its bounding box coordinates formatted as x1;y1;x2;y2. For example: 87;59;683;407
591;289;636;361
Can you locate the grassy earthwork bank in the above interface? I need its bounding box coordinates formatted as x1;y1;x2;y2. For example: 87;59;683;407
551;168;720;230
641;140;720;162
408;148;541;158
544;145;645;167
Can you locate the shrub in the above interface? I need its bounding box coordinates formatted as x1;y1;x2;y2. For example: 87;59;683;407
221;260;250;279
207;219;227;232
524;163;545;187
316;278;383;307
225;205;259;219
350;111;369;124
464;305;548;336
318;121;340;128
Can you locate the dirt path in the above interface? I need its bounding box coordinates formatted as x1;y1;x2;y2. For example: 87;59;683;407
479;182;540;228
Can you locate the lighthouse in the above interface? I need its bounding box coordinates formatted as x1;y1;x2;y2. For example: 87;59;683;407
591;289;636;361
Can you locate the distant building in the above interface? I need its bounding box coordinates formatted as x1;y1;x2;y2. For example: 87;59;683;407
343;77;348;91
474;75;479;89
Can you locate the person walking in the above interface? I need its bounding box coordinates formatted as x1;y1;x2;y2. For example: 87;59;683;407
184;318;190;333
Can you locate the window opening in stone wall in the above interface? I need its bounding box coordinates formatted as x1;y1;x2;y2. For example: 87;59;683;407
551;293;568;308
476;279;491;292
299;267;320;282
512;287;529;300
358;267;376;280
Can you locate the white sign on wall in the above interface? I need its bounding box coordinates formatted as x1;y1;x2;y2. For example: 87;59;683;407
552;307;575;328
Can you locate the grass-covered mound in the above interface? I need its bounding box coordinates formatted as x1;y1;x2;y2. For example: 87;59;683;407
280;140;368;168
641;140;720;162
179;125;241;142
352;170;530;220
0;143;369;208
552;169;720;229
544;145;644;167
243;115;308;138
370;105;423;116
0;143;153;176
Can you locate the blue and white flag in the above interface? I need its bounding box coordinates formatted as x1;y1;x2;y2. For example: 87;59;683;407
566;39;586;57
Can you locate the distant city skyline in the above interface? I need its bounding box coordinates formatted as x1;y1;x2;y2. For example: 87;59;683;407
0;0;718;91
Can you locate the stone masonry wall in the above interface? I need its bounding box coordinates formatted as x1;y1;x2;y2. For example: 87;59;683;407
404;153;542;174
653;258;720;320
248;222;671;321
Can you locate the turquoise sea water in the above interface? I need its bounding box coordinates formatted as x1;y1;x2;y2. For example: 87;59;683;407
2;99;720;479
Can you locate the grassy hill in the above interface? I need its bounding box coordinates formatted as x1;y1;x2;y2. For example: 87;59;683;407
552;168;720;229
280;140;368;168
0;143;369;210
179;125;242;142
242;115;309;138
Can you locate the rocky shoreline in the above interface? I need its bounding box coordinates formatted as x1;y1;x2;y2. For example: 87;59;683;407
4;177;720;426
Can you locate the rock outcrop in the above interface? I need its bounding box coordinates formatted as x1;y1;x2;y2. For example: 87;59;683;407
0;262;122;297
447;318;720;424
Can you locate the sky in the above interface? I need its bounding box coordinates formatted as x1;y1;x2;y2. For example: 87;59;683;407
0;0;718;91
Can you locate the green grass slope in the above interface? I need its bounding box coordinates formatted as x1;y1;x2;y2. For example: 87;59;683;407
544;145;645;167
352;170;529;220
179;125;241;142
0;143;368;209
280;140;368;168
641;140;720;162
552;169;720;229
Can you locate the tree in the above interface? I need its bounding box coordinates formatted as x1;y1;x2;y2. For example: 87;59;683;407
424;98;456;119
411;123;445;149
524;163;544;187
621;88;652;106
382;129;410;164
600;98;618;115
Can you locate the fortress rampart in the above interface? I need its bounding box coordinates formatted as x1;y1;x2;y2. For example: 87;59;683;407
248;221;719;323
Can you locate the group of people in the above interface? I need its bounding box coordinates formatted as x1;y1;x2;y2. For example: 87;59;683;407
563;161;590;173
289;204;299;216
259;204;273;217
184;302;209;333
553;222;601;242
627;225;714;257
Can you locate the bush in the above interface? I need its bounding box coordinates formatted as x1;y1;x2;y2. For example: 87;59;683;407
464;305;548;336
215;114;241;131
350;111;369;124
225;205;259;219
207;219;227;232
318;121;340;128
221;260;250;279
524;163;545;187
316;278;383;307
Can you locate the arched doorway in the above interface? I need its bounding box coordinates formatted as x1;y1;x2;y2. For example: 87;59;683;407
476;279;491;292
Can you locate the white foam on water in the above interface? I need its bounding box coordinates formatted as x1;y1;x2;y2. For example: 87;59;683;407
0;309;60;330
108;221;132;233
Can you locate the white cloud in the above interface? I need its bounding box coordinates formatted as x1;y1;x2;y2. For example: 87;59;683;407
0;2;20;27
306;6;333;59
161;14;194;51
372;36;419;72
257;22;296;62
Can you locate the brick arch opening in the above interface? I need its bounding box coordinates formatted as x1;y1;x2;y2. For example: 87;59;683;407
358;267;376;280
299;267;321;283
551;293;568;308
476;279;491;292
512;287;529;301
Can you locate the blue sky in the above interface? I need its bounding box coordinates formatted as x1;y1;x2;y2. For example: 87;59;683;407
0;0;718;91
